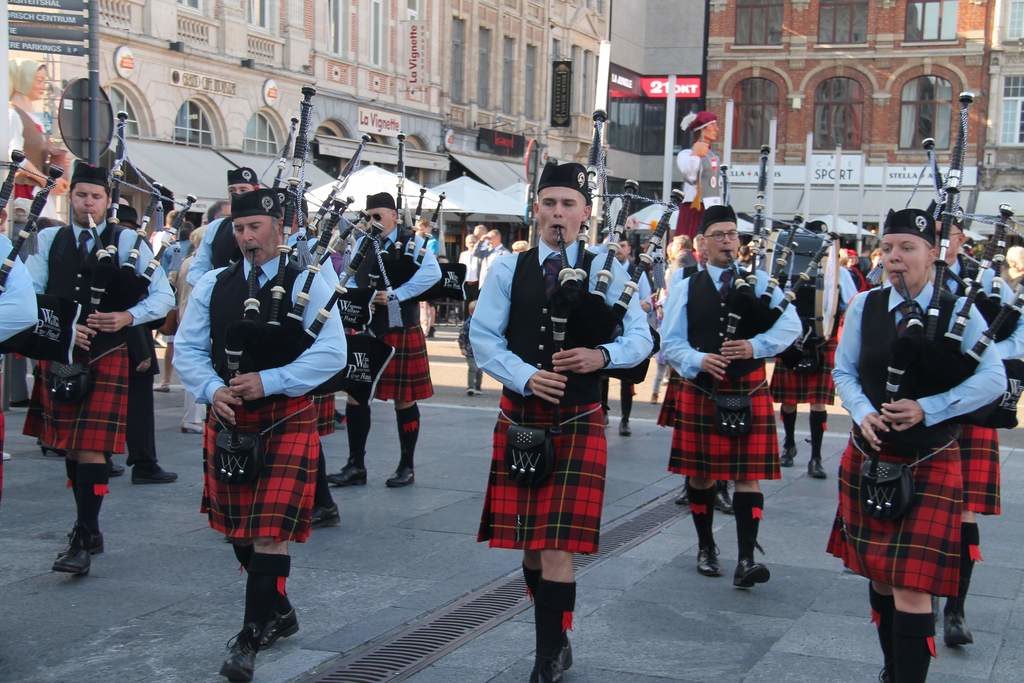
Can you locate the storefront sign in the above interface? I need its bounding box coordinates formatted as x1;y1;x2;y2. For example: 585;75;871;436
550;60;572;127
726;158;978;187
170;70;237;96
477;127;525;157
358;106;402;136
113;45;135;79
402;20;427;95
262;79;279;107
610;64;701;99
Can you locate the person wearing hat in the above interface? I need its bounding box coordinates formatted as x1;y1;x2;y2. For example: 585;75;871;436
186;167;261;286
675;110;723;238
326;190;441;489
827;208;1004;682
174;188;345;682
471;161;653;682
660;203;800;587
22;161;175;575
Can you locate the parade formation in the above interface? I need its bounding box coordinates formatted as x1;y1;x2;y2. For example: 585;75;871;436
4;78;1024;683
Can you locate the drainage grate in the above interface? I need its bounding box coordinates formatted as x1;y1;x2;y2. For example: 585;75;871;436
307;490;686;683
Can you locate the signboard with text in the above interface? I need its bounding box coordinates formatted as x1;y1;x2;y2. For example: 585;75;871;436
550;61;572;127
477;127;525;157
9;0;87;56
401;20;427;98
726;157;978;187
609;64;701;100
357;107;402;136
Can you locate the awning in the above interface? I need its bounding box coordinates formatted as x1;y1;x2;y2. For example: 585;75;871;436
315;134;449;171
216;150;336;190
123;140;236;214
449;152;525;190
727;185;952;225
430;175;525;219
307;164;443;212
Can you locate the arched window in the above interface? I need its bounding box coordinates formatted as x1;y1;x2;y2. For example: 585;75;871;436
814;77;863;149
819;0;868;44
900;76;952;149
173;100;214;147
733;78;778;149
243;112;279;155
108;87;141;138
736;0;783;46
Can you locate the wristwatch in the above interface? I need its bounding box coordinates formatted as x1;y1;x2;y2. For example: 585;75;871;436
598;346;611;368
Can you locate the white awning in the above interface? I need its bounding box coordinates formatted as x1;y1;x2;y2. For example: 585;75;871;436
307;164;442;212
430;175;525;219
216;150;336;190
123;140;236;214
449;153;526;190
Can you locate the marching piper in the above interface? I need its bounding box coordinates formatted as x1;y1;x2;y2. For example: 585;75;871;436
471;162;653;682
186;167;262;286
174;188;346;682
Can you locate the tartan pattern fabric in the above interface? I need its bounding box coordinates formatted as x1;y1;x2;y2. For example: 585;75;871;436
375;325;433;402
958;424;1001;516
769;335;838;405
313;392;337;436
668;367;781;481
23;348;129;454
826;438;963;597
478;393;607;554
657;369;683;428
200;395;318;543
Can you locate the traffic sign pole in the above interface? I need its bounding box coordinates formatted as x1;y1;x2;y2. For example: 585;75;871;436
87;1;99;164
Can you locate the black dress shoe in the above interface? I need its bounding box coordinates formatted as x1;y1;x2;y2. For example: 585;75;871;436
61;524;104;555
733;558;770;588
219;624;260;682
529;655;566;683
52;526;92;575
106;457;125;477
943;609;974;646
674;490;689;506
310;503;340;528
557;633;573;670
780;444;796;467
807;458;827;479
697;547;722;577
714;485;734;515
132;465;179;484
326;463;367;487
258;608;299;649
385;466;415;488
618;419;632;436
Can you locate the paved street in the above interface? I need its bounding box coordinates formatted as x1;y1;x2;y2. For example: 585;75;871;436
1;330;1023;682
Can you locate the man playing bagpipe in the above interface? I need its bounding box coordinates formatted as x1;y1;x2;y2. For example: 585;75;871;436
827;208;1004;681
661;204;801;587
471;162;653;682
186;167;261;286
23;162;175;575
327;191;441;489
174;188;346;682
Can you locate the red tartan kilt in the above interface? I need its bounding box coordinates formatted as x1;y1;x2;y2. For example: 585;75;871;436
769;336;838;405
313;392;336;436
375;325;433;402
674;202;703;238
201;395;318;543
478;393;607;554
668;366;781;481
958;424;1001;516
657;370;683;428
23;348;129;454
826;438;963;596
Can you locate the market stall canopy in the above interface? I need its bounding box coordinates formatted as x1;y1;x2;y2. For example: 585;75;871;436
306;164;442;213
430;175;525;218
449;152;526;190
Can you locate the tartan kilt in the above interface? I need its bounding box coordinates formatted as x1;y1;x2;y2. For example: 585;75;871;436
769;336;838;405
478;393;607;554
23;347;129;454
668;366;781;481
958;424;1001;516
313;392;336;436
201;395;318;543
657;370;683;428
375;325;433;403
826;437;963;596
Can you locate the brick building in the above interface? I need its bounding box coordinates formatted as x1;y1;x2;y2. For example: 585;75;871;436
980;0;1024;214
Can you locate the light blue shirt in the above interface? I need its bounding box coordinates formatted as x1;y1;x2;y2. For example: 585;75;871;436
0;234;39;343
470;240;654;396
186;216;228;287
173;256;347;405
660;263;802;380
26;221;175;325
832;283;1006;427
344;228;441;301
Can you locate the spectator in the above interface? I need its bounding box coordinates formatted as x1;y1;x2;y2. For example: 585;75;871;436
478;228;508;287
459;300;483;396
737;244;753;268
511;240;529;253
1006;245;1024;288
205;200;229;225
844;248;869;291
156;221;196;391
175;225;206;433
459;234;480;300
416;218;440;338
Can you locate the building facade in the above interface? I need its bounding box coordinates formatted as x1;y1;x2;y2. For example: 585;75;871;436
981;0;1024;213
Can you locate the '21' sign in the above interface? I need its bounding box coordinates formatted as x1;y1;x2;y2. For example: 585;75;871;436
640;77;702;99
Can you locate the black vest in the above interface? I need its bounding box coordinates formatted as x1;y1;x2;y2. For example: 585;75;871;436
505;247;599;406
352;233;421;332
859;287;960;449
209;218;241;270
209;260;303;383
686;268;763;380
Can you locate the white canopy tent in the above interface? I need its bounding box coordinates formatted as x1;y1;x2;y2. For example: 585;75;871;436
430;175;525;220
306;164;442;213
810;215;862;236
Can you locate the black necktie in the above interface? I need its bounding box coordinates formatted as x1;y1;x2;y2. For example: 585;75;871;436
896;299;923;337
543;253;561;299
77;230;91;263
251;265;264;288
718;268;734;300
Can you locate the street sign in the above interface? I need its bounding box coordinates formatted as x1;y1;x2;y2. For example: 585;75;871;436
9;23;86;41
58;79;113;161
9;0;86;9
8;38;86;56
9;10;86;26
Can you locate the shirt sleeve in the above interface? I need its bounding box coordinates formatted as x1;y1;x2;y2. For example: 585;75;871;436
24;227;56;294
832;291;876;426
118;230;176;325
676;149;700;184
660;278;706;379
186;218;222;287
172;269;224;405
393;236;442;301
0;237;39;343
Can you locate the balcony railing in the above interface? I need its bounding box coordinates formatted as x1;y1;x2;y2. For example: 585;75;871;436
178;13;216;49
99;0;133;31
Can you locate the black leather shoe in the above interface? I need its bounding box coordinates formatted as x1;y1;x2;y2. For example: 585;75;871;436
557;633;573;671
780;444;796;467
219;624;259;682
674;490;689;506
618;419;632;436
807;458;827;479
697;547;722;577
132;465;179;484
258;608;299;649
62;524;103;555
52;526;92;575
326;463;367;487
733;558;770;588
943;609;974;646
310;503;340;528
529;655;566;683
386;466;415;488
714;485;734;515
106;456;125;477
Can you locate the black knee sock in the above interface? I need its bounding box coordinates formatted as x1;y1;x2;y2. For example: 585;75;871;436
313;443;334;508
75;463;109;535
621;383;634;420
687;483;717;550
947;522;980;615
523;564;541;600
232;543;254;571
809;410;828;461
534;579;576;661
781;408;796;447
732;491;764;562
869;585;895;674
396;404;420;470
345;403;371;468
245;554;291;628
892;610;935;683
65;459;79;506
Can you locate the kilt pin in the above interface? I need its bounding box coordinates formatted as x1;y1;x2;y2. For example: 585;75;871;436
478;393;607;555
827;438;963;597
769;335;838;405
201;396;318;543
957;424;1001;516
375;324;433;403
